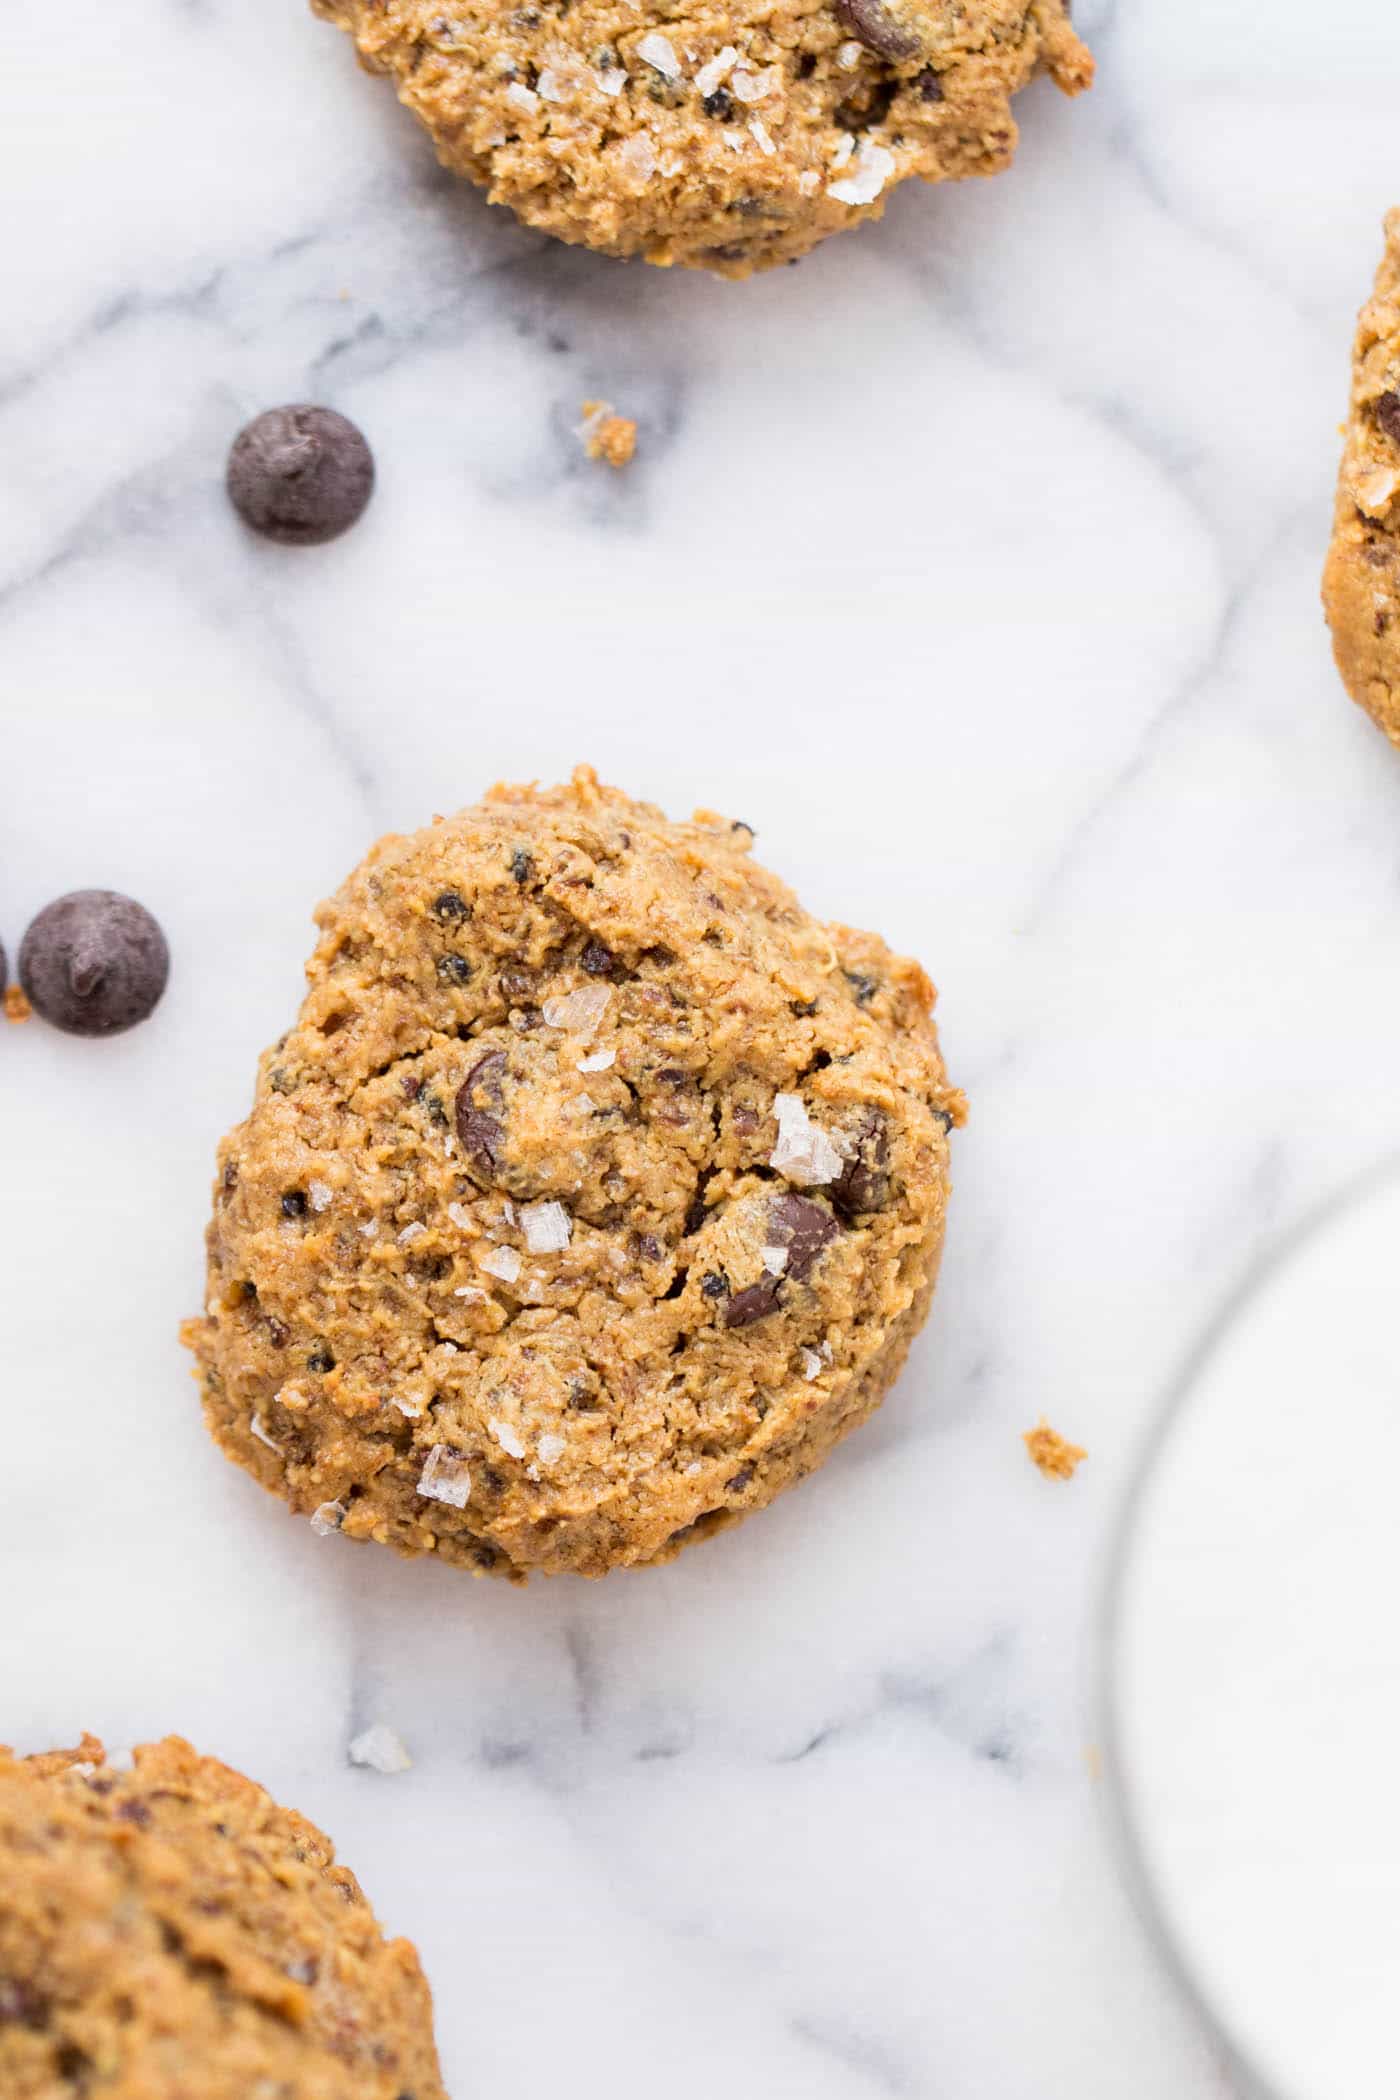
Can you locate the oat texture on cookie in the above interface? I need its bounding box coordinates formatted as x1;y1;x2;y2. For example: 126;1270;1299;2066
1324;208;1400;746
0;1736;444;2100
184;767;964;1580
311;0;1091;275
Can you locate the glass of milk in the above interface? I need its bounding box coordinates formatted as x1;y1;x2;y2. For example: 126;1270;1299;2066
1105;1164;1400;2100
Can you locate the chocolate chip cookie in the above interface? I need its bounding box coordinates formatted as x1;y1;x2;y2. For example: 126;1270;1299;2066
184;768;963;1580
311;0;1091;276
1323;208;1400;746
0;1735;444;2100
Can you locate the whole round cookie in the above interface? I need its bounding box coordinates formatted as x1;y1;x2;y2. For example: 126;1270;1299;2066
184;768;962;1580
1323;207;1400;746
311;0;1091;276
0;1736;444;2100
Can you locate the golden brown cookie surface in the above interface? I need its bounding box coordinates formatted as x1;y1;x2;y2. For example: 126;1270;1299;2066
0;1736;444;2100
184;768;962;1579
311;0;1090;274
1323;208;1400;746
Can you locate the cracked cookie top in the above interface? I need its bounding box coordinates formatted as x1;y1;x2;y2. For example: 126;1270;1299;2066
185;767;962;1578
0;1736;443;2100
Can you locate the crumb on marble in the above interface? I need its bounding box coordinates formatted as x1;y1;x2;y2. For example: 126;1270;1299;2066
5;984;32;1023
1023;1417;1086;1480
579;399;637;468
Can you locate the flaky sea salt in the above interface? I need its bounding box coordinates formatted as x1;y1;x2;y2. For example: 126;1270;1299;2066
832;131;855;168
761;1246;789;1275
595;64;627;94
798;169;820;195
479;1244;522;1284
770;1093;843;1187
536;66;570;101
616;132;657;186
311;1501;346;1537
453;1284;486;1303
749;117;776;155
358;1220;378;1239
731;65;779;102
635;30;679;76
397;1220;427;1246
418;1444;471;1508
537;1432;567;1465
837;38;863;66
308;1179;333;1213
542;983;611;1037
348;1724;413;1774
505;80;539;113
800;1347;824;1381
490;1419;527;1460
502;1199;517;1226
723;127;745;152
251;1413;281;1451
685;1459;703;1475
694;45;737;95
521;1201;571;1254
447;1202;473;1230
828;139;894;205
394;1390;427;1419
576;1042;614;1069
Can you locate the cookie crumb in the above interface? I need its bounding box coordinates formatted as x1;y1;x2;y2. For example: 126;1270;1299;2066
579;400;638;469
1023;1418;1087;1480
348;1723;413;1774
4;984;31;1022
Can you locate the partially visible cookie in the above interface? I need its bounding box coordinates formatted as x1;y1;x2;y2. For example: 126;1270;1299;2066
0;1736;444;2100
1323;208;1400;746
311;0;1091;276
184;767;963;1579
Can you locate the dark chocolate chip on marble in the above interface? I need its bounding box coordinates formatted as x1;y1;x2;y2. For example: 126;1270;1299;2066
767;1193;839;1280
226;405;374;546
19;890;169;1036
455;1049;507;1176
724;1276;782;1328
834;0;923;60
1376;391;1400;448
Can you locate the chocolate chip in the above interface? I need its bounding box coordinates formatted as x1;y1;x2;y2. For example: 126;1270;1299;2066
725;1277;781;1328
0;1980;49;2029
401;1075;423;1100
509;849;533;884
455;1049;507;1179
834;0;922;59
115;1798;152;1828
281;1191;308;1219
638;1234;663;1262
725;1465;754;1493
914;64;944;100
700;1271;729;1298
832;1109;891;1217
790;998;818;1018
226;405;374;546
580;939;616;976
437;954;472;985
19;890;169;1036
1376;391;1400;448
703;86;734;118
768;1193;839;1280
844;970;879;1006
307;1345;335;1373
433;891;468;922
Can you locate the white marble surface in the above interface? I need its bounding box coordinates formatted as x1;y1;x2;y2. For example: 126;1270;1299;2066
2;2;1399;2093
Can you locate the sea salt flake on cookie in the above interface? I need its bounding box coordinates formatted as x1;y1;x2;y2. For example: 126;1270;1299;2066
770;1093;843;1186
251;1413;281;1451
505;80;539;113
537;1432;567;1464
694;44;737;95
761;1245;789;1275
418;1445;471;1508
308;1180;333;1212
828;141;895;205
490;1419;527;1459
398;1220;427;1246
578;1046;614;1071
479;1245;522;1283
521;1200;572;1253
542;983;612;1036
311;1500;347;1536
635;31;680;76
